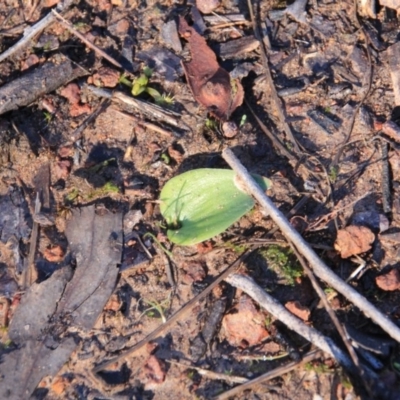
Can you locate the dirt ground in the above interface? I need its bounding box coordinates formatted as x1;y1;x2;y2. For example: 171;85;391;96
1;0;400;399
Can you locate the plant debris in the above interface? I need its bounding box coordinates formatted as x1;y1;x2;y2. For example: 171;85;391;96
334;225;375;259
179;17;244;122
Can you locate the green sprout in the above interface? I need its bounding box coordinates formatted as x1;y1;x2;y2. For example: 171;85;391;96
239;114;247;127
119;67;175;107
262;245;303;285
139;293;172;323
43;111;52;124
329;165;339;183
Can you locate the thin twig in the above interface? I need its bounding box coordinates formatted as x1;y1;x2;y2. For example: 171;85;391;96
167;360;248;384
222;147;400;343
0;0;74;63
93;252;249;372
289;244;364;374
331;0;372;169
225;274;354;371
246;0;300;152
22;192;41;289
214;349;322;400
52;9;123;69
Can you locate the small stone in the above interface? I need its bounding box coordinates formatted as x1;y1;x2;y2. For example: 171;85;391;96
21;54;40;71
376;269;400;291
50;376;69;395
182;262;207;283
222;121;239;138
69;103;91;117
43;245;64;262
104;293;122;312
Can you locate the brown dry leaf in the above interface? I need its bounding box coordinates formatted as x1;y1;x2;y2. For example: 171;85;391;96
144;355;166;384
196;0;220;14
222;295;269;348
334;225;375;258
179;17;243;122
90;67;120;88
285;300;311;322
60;83;80;104
376;269;400;291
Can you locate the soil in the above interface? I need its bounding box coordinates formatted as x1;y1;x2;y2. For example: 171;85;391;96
1;0;400;399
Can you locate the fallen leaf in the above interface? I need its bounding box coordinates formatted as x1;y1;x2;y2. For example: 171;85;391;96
90;67;120;88
60;83;80;104
196;0;220;14
144;355;166;384
285;300;310;321
182;262;207;283
376;269;400;291
334;225;375;258
179;17;243;122
69;103;91;117
222;295;269;347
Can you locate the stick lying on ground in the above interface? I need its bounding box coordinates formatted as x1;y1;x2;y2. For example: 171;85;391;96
222;148;400;343
226;273;353;370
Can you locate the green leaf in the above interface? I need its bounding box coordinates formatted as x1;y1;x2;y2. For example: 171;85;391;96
146;87;162;100
159;169;271;246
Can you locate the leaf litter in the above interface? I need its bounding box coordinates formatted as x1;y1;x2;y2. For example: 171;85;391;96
1;0;400;398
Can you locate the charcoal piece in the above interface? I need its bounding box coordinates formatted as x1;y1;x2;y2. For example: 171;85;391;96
0;59;87;116
344;324;394;357
136;47;183;82
0;205;123;399
307;109;340;135
161;20;182;53
215;36;259;59
190;298;227;361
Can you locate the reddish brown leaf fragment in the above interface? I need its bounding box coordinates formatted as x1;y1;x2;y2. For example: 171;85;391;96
376;269;400;291
196;0;220;14
334;225;375;258
144;355;166;384
222;295;269;347
179;17;243;121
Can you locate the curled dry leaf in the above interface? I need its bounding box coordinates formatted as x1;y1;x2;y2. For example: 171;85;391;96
179;17;244;122
334;225;375;258
222;295;269;347
376;269;400;291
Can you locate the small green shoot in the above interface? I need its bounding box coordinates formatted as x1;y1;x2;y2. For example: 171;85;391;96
239;114;247;127
43;111;52;124
329;165;339;183
262;245;303;285
205;117;218;131
139;292;172;323
143;232;173;258
160;152;170;165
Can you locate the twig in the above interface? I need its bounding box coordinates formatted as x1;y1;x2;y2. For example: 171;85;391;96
331;0;372;169
51;9;123;70
167;360;248;384
22;192;41;289
68;99;110;144
246;0;300;152
111;108;175;138
0;0;74;63
85;85;188;134
289;245;365;378
222;148;400;343
225;274;354;371
92;252;249;372
214;349;322;400
380;141;391;213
